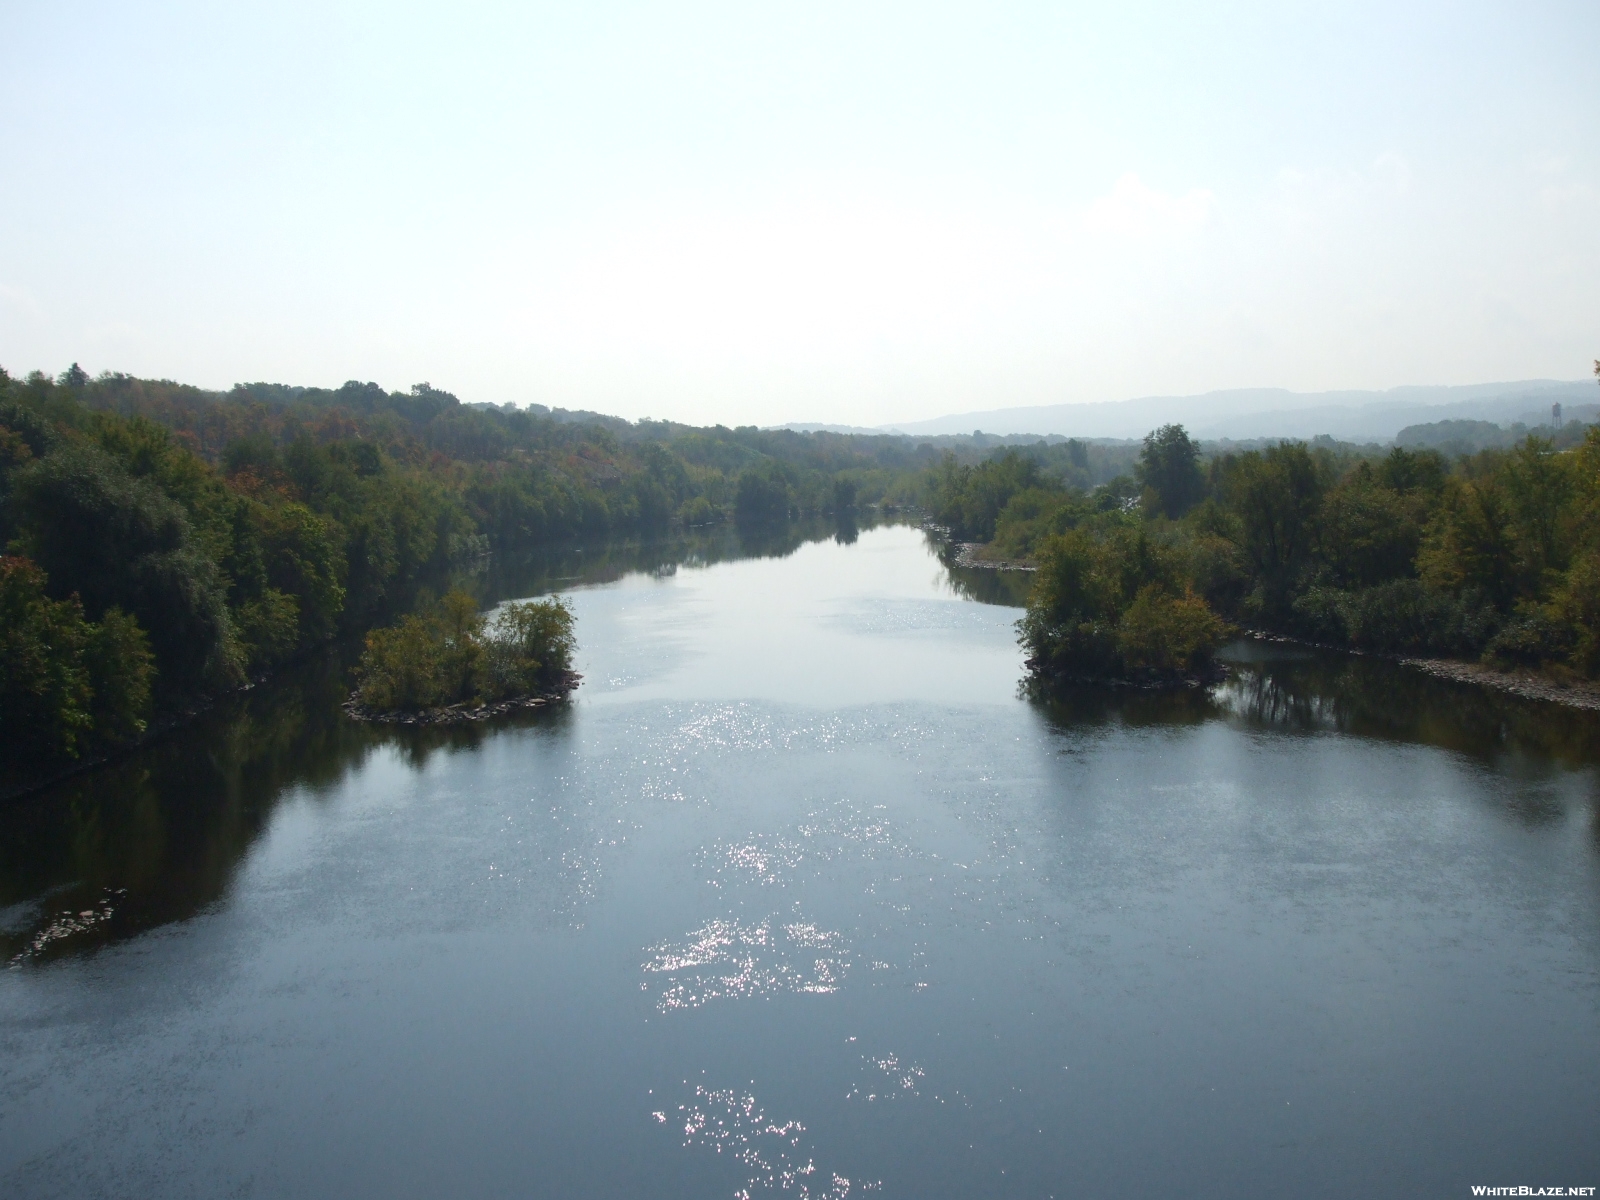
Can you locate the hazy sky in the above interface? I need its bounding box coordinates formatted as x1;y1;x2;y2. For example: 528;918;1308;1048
2;1;1596;426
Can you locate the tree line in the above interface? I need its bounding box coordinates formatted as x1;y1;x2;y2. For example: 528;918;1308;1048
929;418;1600;684
0;365;954;776
11;357;1592;770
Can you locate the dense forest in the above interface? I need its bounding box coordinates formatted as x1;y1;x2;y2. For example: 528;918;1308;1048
926;414;1600;685
6;359;1597;779
0;365;962;777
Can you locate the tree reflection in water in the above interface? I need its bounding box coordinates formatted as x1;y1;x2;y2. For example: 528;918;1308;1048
0;517;902;966
1026;639;1600;840
6;526;1598;966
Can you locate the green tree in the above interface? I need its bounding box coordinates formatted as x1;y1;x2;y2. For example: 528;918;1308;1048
0;556;153;762
9;445;240;693
355;591;576;712
1116;585;1228;672
484;597;576;697
1136;424;1205;519
735;461;792;523
1019;530;1121;677
258;501;346;643
1316;470;1419;588
1221;443;1324;619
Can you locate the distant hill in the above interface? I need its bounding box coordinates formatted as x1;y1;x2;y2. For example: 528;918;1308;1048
769;421;889;435
1395;404;1600;454
1395;419;1513;453
881;380;1597;442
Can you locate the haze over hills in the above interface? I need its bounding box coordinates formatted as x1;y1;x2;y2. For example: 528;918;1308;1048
876;379;1598;442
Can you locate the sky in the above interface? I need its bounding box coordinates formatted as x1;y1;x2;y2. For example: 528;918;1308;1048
1;0;1597;428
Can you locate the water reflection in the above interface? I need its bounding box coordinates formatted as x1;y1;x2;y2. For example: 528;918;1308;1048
0;644;573;965
8;516;1600;969
3;523;1598;1197
937;561;1035;608
474;514;890;609
0;518;900;967
1019;639;1600;774
1216;642;1600;772
2;647;365;964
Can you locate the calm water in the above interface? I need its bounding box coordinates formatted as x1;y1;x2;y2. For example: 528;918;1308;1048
2;523;1598;1198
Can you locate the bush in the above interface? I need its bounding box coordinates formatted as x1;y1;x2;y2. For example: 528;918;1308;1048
483;598;576;698
679;495;722;526
1116;586;1228;672
1484;606;1575;669
1020;531;1227;681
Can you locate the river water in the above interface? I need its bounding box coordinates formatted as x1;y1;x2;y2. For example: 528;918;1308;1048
2;522;1597;1198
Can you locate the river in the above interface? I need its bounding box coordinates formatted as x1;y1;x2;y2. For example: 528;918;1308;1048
2;521;1597;1197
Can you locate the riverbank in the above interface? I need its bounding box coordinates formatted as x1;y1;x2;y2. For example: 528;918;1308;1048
951;542;1037;571
1243;629;1600;713
1399;659;1600;711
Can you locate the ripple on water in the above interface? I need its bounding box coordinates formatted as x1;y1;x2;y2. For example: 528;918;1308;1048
664;1083;879;1199
844;1051;925;1102
700;835;807;887
795;802;902;857
642;917;847;1012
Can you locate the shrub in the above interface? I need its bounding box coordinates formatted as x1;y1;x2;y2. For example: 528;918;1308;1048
1021;532;1227;681
483;598;576;698
1116;586;1228;672
679;495;722;526
1484;605;1575;669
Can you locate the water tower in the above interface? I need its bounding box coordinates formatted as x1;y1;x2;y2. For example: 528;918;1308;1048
1552;402;1562;429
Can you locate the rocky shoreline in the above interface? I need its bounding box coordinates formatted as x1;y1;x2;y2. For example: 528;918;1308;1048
950;542;1037;571
1398;659;1600;711
342;672;583;726
1243;629;1600;713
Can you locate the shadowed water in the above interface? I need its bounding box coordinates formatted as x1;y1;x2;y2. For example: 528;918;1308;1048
1;523;1597;1197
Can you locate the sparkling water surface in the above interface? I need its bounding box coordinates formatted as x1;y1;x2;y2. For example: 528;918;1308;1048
1;523;1597;1197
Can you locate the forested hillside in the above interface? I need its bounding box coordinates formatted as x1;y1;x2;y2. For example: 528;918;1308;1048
0;365;944;776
